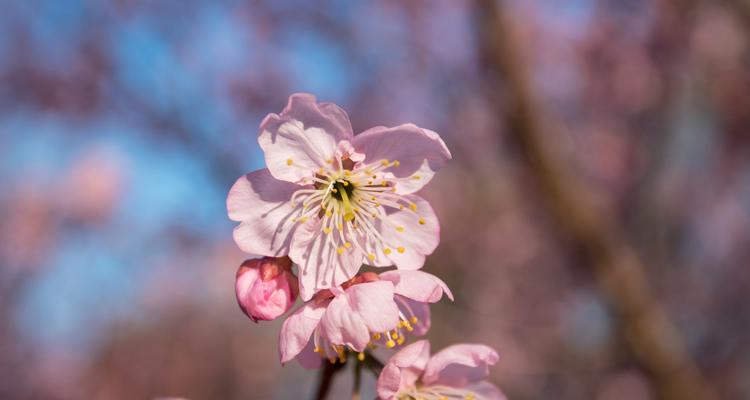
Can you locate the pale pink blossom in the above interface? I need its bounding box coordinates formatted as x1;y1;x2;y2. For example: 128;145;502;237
227;93;451;300
279;270;452;367
235;257;299;322
377;340;505;400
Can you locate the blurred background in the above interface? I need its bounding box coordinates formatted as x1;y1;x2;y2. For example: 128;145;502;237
1;0;749;399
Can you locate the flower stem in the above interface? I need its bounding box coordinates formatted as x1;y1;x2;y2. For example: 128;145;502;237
352;358;362;400
314;361;345;400
362;350;384;377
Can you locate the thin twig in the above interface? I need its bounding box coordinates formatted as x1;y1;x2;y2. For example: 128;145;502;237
475;1;717;400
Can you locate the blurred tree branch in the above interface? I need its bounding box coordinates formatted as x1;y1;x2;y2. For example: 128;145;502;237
475;1;716;399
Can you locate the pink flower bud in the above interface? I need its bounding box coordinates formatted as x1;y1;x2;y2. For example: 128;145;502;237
235;256;298;322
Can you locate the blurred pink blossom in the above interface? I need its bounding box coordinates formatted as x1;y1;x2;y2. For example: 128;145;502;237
227;93;451;300
279;270;452;367
376;339;505;400
235;257;299;322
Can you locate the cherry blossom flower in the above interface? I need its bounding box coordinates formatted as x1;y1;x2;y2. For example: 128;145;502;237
376;340;505;400
278;270;452;367
235;257;299;322
227;93;451;300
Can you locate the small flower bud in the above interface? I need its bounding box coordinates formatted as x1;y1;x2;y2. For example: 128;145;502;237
235;256;298;322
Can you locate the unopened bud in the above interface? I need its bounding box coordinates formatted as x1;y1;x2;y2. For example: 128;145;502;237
235;256;298;322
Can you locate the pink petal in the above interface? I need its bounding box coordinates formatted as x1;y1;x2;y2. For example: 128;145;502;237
259;94;354;183
396;296;431;336
380;195;440;269
422;344;499;387
390;339;431;370
375;362;402;400
376;339;431;398
319;294;371;352
345;281;399;334
296;339;324;369
259;119;337;184
263;93;354;143
278;302;326;364
465;381;507;400
352;124;451;195
380;270;453;303
291;222;364;301
227;169;301;256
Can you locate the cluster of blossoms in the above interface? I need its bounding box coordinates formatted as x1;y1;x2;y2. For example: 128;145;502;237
228;94;506;399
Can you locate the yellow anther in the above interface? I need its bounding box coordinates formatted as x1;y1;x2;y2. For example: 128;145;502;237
410;203;417;211
327;158;334;164
323;227;332;234
381;159;389;166
372;332;382;340
397;247;405;253
357;352;365;361
386;340;396;348
298;216;308;223
337;247;345;255
412;175;421;180
397;336;405;345
318;167;325;175
384;248;392;255
368;180;373;185
365;168;373;175
399;205;405;210
410;316;418;324
325;210;332;217
371;196;376;201
465;394;475;400
391;331;399;340
406;325;414;332
337;223;344;231
314;346;322;353
419;217;426;225
396;226;404;232
286;158;293;166
393;160;400;167
344;242;352;248
368;253;376;261
342;180;349;186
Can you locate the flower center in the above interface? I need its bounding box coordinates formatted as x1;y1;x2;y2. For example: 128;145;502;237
288;155;425;266
330;180;355;203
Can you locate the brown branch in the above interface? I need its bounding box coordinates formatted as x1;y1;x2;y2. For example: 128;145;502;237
475;1;716;400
